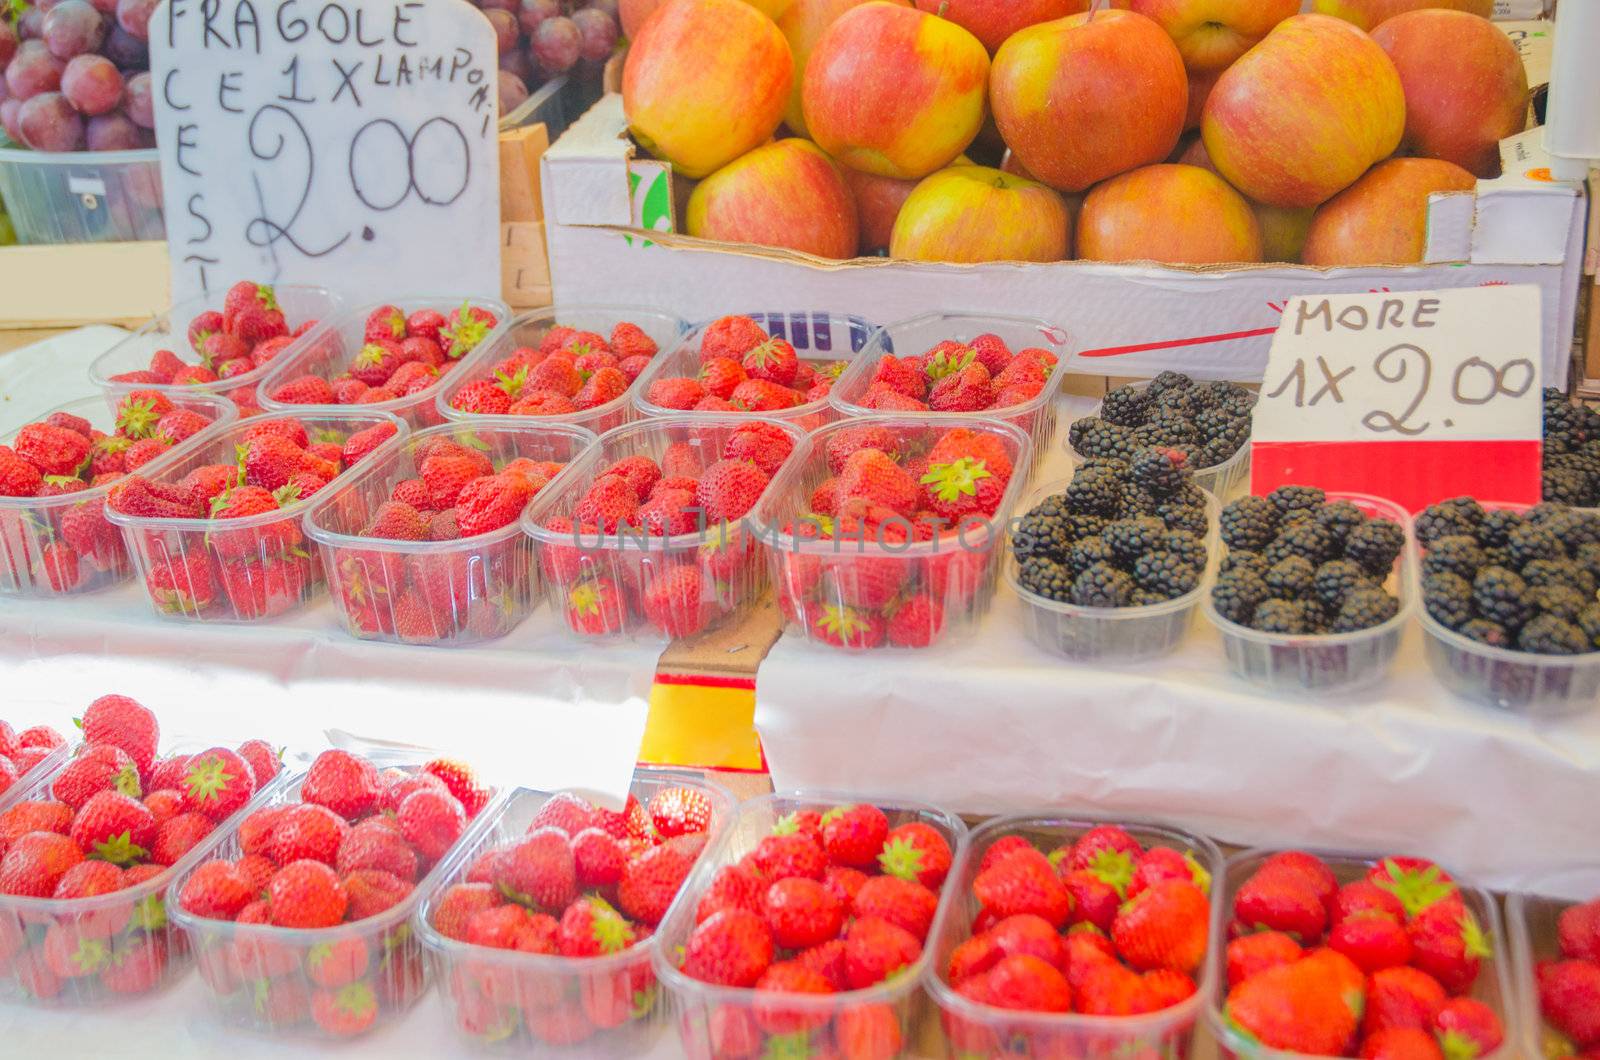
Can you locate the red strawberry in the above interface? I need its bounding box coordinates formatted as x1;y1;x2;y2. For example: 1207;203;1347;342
268;859;348;928
269;802;350;865
1334;880;1409;926
1332;910;1413;973
640;563;706;638
647;786;713;839
1560;899;1600;962
150;811;214;865
696;458;768;522
1235;865;1328;942
1365;965;1449;1036
1432;996;1504;1058
684;908;773;988
156;408;211;443
181;748;256;821
310;981;378;1036
306;937;371;991
455;472;534;536
179;859;255;920
497;827;577;912
879;821;952;889
854;874;938;942
753;831;827;881
1369;856;1458;918
431;882;499;941
811;604;886;649
699;357;748;400
1227;948;1365;1054
70;790;156;865
0;831;83;896
398;787;466;861
741;337;798;386
441;301;498;359
646;376;705;411
844;916;922;989
975;847;1072;928
300;750;379;822
838;448;917;516
698;316;768;362
763;876;844;950
820;803;890;869
928;362;994;412
1360;1027;1446;1060
52;859;126;905
618;833;706;926
419;759;489;818
236;740;281;786
341;421;398;466
1226;930;1303;988
53;743;141;809
364;304;409;343
886;593;945;648
729;378;801;412
0;445;44;497
14;422;91;477
574;367;628;409
1540;959;1600;1048
344;869;411;920
1408;901;1491;995
558;896;636;957
1111;879;1209;974
980;953;1073;1013
697;861;766;925
407;308;447;342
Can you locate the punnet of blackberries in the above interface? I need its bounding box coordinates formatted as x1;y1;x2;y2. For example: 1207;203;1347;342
1417;496;1600;655
1068;371;1255;471
1212;487;1403;635
1541;388;1600;506
1013;448;1209;608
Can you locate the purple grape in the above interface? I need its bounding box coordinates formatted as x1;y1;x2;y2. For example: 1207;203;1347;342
85;108;138;149
36;0;67;12
18;91;85;151
572;7;616;62
499;46;533;81
497;69;528;116
5;41;65;100
532;16;579;73
483;7;518;54
518;0;558;37
115;0;157;42
123;69;152;127
17;7;44;40
588;0;618;20
0;20;17;67
61;53;122;115
102;24;146;67
42;1;106;61
0;98;22;143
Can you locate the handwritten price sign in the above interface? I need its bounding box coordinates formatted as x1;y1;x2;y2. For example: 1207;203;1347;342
150;0;501;305
1251;286;1544;511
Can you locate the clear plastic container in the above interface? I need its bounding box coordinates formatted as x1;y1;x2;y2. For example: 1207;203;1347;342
106;410;408;623
830;311;1072;456
169;763;502;1038
416;771;735;1053
0;392;238;598
1507;866;1600;1060
0;740;71;813
0;747;291;1007
258;297;514;429
0;136;164;244
303;419;595;646
438;304;689;435
1066;379;1254;501
751;415;1033;651
521;415;803;641
1207;847;1517;1060
633;310;881;431
1007;474;1219;664
1204;493;1414;695
1415;501;1600;717
653;791;968;1060
928;814;1225;1059
89;285;345;416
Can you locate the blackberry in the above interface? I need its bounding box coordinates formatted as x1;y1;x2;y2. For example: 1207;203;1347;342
1064;512;1109;543
1252;599;1312;634
1528;584;1590;622
1136;415;1199;451
1099;387;1150;427
1012;508;1074;563
1223;550;1269;579
1196;442;1237;469
1130;448;1188;496
1421;535;1486;581
1537;507;1600;547
1157;501;1208;538
1544;468;1590;505
1517;613;1589;655
1312;559;1372;610
1117;484;1163;520
1265;521;1337;565
1477;510;1523;548
1570;512;1600;546
1066;415;1099;453
1460;618;1512;647
1415;497;1486;544
1578;604;1600;648
1067;536;1116;577
1576;542;1600;582
1103;517;1168;566
1161;530;1207;570
1220;496;1278;551
1130;589;1167;606
1076;421;1142;462
1332;586;1399;633
1145;371;1193;400
1194;408;1237;445
1065;467;1123;516
1423;572;1475;630
1315;501;1367;543
1264;556;1316;598
1279;508;1316;529
1211;569;1269;626
1345;519;1406;577
1507;522;1566;568
1522;559;1596;597
1071;562;1135;608
1133;550;1202;599
1480;546;1516;571
1472;566;1532;632
1267;486;1326;516
1019;557;1073;602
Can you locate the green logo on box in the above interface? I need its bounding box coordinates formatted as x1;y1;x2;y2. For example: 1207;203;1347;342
624;170;673;249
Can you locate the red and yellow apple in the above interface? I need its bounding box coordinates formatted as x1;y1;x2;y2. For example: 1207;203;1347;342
843;153;969;255
1301;157;1476;266
803;3;990;180
1373;9;1528;178
1129;0;1299;72
778;0;911;136
890;164;1071;263
623;0;793;179
1076;163;1261;265
685;138;859;259
910;0;1124;53
1202;14;1404;208
1256;204;1314;263
1312;0;1492;31
991;10;1187;194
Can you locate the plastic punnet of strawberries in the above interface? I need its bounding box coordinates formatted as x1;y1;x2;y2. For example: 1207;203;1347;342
645;314;846;414
534;421;797;639
175;749;491;1037
0;694;280;1004
0;720;66;800
1539;895;1600;1059
425;784;721;1049
1220;852;1506;1059
326;433;567;643
670;803;955;1060
0;393;225;594
855;334;1058;416
105;414;399;620
108;282;321;416
449;318;660;418
271;302;500;409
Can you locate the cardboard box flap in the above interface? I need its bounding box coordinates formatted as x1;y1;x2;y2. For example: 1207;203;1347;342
543;94;639;228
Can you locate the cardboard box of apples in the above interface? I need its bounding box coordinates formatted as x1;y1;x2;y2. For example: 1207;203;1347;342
543;0;1584;384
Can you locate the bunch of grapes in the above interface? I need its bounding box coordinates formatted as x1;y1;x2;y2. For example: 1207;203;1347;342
481;0;620;118
0;0;157;153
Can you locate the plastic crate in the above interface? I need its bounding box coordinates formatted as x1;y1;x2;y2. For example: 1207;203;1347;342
258;297;513;429
1506;866;1600;1060
304;419;595;646
1067;378;1254;501
633;309;880;431
928;814;1225;1059
416;771;735;1053
521;416;803;641
830;311;1071;457
0;393;237;598
0;136;164;244
105;411;408;623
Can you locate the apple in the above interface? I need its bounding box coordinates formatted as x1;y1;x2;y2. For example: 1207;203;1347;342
620;0;666;38
1076;163;1261;265
1373;9;1528;178
1128;0;1299;72
745;0;796;17
623;0;793;179
685;138;859;259
803;3;990;180
1301;157;1476;266
991;10;1187;194
1202;14;1404;209
777;0;910;137
1312;0;1492;32
890;164;1071;263
910;0;1124;53
1256;204;1314;263
1185;67;1221;132
843;153;969;255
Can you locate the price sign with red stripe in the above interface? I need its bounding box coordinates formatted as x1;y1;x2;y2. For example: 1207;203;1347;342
1251;285;1543;512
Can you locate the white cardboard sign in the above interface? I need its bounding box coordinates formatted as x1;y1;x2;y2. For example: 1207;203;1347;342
150;0;501;306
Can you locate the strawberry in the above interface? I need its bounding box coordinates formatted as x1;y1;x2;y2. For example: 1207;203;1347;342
343;869;411;920
251;335;297;367
341;421;398;465
844;916;922;989
763;876;844;950
52;859;125;903
1227;930;1303;988
1408;901;1491;994
837;448;917;516
337;824;419;881
1234;864;1328;942
223;281;285;342
268;859;348;928
968;333;1013;375
397;787;466;861
574;367;628;409
980;953;1073;1013
699;316;768;362
431;882;500;941
0;800;73;852
647;786;713;839
150;812;214;865
365;304;409;343
0;831;84;896
729;378;801;412
272;374;338;405
741;336;798;386
1227;949;1365;1053
880;821;952;889
1560;900;1600;961
1365;965;1448;1036
441;301;498;359
143;788;183;825
70;790;156;865
928;362;994;412
109;475;204;518
15;422;91;477
1336;879;1410;926
750;959;834;1036
1370;856;1458;919
566;827;623;889
181;748;256;821
1112;878;1209;974
868;355;927;399
1540;959;1600;1047
696;458;768;522
1332;910;1413;973
685;909;774;988
646;376;705;411
43;922;111;978
301;750;379;821
419;759;489;818
528;791;601;836
496;827;577;912
311;982;378;1036
699;357;748;399
456;472;534;536
155;408;211;442
237;739;282;786
557;896;636;958
121;437;174;472
608;320;656;360
814;803;888;870
37;542;81;592
235;852;275;893
886;593;945;648
640;563;706;638
306;937;370;990
753;832;827;881
811;604;886;648
151;347;188;379
53;743;141;809
421;452;492;511
1433;996;1504;1058
179;859;255;920
269;802;350;865
0;445;44;496
619;833;706;926
365;499;431;540
975;846;1072;928
407;308;447;342
854;874;938;942
1360;1028;1447;1060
